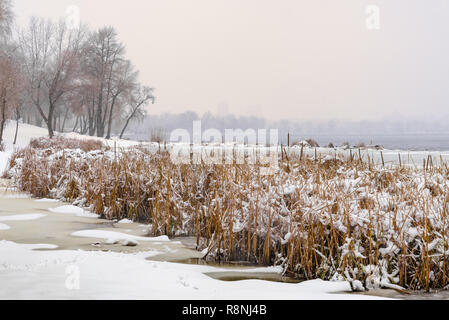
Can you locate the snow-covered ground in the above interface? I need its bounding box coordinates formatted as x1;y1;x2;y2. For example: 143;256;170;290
0;239;380;300
0;121;144;174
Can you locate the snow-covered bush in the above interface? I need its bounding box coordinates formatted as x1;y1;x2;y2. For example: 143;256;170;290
29;136;106;152
5;137;449;291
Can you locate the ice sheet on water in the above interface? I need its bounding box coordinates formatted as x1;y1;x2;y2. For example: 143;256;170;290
49;205;99;218
35;198;60;203
0;214;47;221
71;230;170;242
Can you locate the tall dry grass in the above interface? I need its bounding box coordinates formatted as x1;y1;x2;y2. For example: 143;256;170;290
5;137;449;291
29;136;105;152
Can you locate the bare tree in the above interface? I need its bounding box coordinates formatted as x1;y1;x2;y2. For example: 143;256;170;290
0;0;13;40
20;17;86;138
82;26;126;137
12;103;20;144
0;0;17;147
105;59;137;139
0;43;21;146
14;16;155;141
119;85;155;139
71;77;99;135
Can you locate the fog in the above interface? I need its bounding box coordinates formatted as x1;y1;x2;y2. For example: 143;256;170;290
13;0;449;122
125;111;449;150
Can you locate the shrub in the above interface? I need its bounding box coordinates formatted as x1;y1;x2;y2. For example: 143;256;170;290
29;136;106;152
305;138;320;148
341;141;350;149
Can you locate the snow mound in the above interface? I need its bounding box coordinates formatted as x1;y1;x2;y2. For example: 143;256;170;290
0;223;10;230
71;230;170;242
117;218;133;224
0;214;47;221
49;205;99;218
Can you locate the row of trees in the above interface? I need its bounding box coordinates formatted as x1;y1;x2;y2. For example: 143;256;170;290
0;0;155;146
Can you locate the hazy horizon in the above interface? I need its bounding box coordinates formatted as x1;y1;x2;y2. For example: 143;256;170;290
12;0;449;122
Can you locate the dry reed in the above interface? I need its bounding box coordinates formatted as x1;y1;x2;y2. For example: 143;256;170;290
5;137;449;291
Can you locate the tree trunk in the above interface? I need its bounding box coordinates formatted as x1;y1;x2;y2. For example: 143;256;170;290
0;118;5;149
72;116;79;133
119;97;149;139
53;115;57;133
119;105;140;139
96;85;105;137
105;95;118;139
47;102;55;138
47;120;54;138
0;93;6;147
61;108;69;133
88;117;95;136
88;102;96;136
81;116;88;135
13;109;20;145
88;97;96;136
119;116;132;139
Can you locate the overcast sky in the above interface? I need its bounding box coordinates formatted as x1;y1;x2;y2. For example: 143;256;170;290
12;0;449;121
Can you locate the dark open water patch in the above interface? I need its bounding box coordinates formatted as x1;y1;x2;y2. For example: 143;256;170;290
205;271;302;284
173;258;301;284
173;258;449;297
173;257;259;268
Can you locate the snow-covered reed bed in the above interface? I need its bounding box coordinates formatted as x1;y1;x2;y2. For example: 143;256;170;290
4;138;449;291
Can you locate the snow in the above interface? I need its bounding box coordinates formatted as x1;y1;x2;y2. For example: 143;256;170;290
0;122;47;173
351;280;365;292
0;152;11;175
0;240;384;300
0;214;47;231
0;223;10;230
2;122;49;149
62;131;141;149
49;205;99;218
0;214;47;222
118;218;133;224
35;198;60;203
0;121;142;174
71;230;170;243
